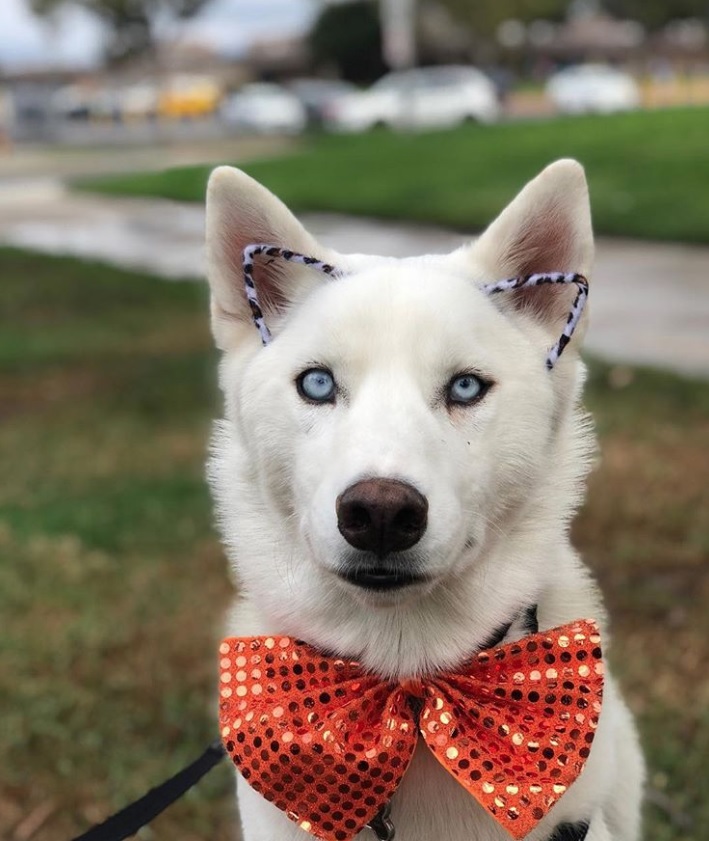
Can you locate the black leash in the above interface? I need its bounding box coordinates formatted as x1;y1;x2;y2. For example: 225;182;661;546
71;740;226;841
70;738;394;841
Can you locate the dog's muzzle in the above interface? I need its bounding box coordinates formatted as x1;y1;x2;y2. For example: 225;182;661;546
336;478;428;590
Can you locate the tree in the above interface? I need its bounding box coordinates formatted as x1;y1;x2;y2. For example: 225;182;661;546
437;0;709;40
601;0;709;30
30;0;209;64
309;1;388;84
434;0;569;42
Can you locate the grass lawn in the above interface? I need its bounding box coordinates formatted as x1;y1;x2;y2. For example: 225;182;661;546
1;248;707;841
80;107;709;244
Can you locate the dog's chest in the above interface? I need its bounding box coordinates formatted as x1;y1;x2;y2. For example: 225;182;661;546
380;741;511;841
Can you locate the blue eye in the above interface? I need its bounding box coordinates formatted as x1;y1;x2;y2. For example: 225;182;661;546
298;368;336;403
448;373;486;405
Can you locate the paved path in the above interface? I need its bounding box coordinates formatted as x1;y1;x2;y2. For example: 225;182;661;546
0;136;293;182
1;180;708;378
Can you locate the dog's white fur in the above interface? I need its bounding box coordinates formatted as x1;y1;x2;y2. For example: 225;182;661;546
205;160;645;841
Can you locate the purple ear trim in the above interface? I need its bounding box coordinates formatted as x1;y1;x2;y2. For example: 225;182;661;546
481;272;589;369
242;243;340;345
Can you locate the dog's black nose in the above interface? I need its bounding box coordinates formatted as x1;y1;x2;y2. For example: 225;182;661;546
336;478;428;557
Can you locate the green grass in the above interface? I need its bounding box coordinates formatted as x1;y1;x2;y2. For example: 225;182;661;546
1;249;707;840
80;107;709;244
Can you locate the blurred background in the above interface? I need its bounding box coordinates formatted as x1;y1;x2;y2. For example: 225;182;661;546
1;1;708;841
3;0;709;144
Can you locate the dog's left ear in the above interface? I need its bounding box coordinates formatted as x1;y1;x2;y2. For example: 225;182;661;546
471;158;593;342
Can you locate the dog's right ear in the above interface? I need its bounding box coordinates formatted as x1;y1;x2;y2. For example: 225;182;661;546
206;166;333;350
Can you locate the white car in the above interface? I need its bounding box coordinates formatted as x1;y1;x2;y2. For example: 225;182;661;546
546;65;640;114
324;65;499;133
120;82;158;120
289;78;357;126
220;83;306;134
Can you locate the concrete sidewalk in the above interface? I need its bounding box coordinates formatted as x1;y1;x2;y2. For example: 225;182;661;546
1;180;707;378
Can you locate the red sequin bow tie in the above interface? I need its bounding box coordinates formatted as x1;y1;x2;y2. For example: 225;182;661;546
218;620;603;841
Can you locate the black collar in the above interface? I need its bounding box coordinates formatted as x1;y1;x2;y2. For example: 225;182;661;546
479;603;539;650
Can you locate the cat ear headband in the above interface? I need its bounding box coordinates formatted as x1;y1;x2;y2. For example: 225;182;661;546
242;243;588;370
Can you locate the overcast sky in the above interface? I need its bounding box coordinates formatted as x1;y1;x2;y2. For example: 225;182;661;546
0;0;317;70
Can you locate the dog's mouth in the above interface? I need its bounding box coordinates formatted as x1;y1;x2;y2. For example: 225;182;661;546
337;566;428;591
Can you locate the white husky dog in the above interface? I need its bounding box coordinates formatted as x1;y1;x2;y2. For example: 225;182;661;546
205;159;644;841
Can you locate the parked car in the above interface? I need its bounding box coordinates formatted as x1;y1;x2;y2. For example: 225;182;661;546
288;78;357;127
158;74;222;120
324;65;499;133
220;83;306;134
50;84;94;121
546;64;640;114
120;82;158;121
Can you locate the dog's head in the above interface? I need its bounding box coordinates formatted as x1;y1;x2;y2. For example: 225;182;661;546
206;160;595;677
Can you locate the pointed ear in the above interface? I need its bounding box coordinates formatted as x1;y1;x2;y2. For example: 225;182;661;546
206;166;335;350
471;159;593;341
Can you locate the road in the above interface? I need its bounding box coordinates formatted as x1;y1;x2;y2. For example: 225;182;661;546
0;179;708;378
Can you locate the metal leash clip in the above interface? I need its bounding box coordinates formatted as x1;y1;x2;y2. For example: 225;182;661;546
367;801;395;840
